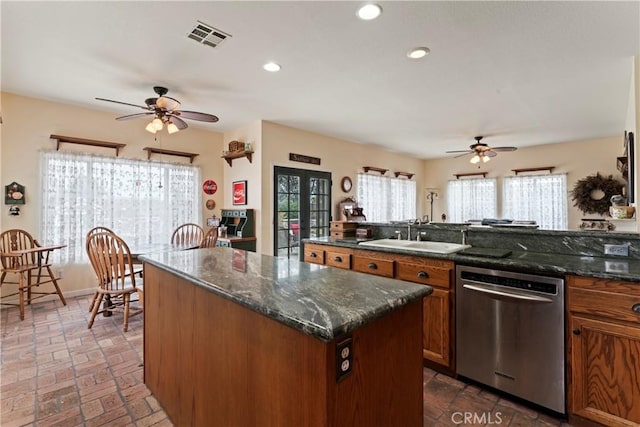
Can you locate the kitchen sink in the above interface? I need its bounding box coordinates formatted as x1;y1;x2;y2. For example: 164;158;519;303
358;238;471;254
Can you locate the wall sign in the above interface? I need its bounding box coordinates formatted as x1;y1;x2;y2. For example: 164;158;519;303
232;180;247;205
289;153;321;165
202;180;218;195
205;199;216;210
5;182;25;205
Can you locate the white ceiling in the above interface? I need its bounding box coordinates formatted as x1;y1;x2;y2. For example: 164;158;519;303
2;1;639;159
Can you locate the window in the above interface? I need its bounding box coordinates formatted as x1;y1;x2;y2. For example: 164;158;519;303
41;150;201;263
447;178;497;223
357;173;416;222
503;174;567;230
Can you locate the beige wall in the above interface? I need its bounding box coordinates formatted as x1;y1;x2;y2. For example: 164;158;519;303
260;121;425;256
222;120;263;248
422;136;626;230
1;92;224;296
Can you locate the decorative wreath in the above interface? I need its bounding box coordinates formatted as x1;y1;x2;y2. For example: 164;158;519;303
570;173;623;215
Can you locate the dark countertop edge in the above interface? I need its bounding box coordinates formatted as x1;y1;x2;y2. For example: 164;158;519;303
303;238;640;282
140;254;432;341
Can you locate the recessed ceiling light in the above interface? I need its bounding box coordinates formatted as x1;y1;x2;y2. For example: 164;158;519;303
407;47;430;59
263;62;281;72
356;4;382;20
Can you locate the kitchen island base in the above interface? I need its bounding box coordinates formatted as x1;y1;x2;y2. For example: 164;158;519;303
143;263;424;426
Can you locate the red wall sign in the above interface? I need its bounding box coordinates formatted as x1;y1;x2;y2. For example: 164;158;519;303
202;180;218;195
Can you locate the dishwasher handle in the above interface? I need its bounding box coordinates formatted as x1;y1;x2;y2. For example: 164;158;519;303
462;282;553;303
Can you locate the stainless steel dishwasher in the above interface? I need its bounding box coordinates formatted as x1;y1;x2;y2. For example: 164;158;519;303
456;265;565;414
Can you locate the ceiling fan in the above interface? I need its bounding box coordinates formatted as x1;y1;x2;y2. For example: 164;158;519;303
446;136;517;164
96;86;219;134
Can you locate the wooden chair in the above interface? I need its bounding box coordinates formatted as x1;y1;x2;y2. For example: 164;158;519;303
200;227;219;248
0;229;67;320
85;226;142;313
86;231;142;332
171;223;204;247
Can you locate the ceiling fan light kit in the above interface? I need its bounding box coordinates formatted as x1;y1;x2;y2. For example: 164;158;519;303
96;86;219;135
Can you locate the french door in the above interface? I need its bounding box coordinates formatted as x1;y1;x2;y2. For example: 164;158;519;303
274;166;331;258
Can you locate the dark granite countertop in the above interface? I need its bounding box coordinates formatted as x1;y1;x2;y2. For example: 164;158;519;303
305;237;640;282
140;248;433;341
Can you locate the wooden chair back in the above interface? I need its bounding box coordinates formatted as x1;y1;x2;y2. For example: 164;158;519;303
171;223;204;246
86;232;138;292
86;226;115;239
200;227;219;248
0;229;38;269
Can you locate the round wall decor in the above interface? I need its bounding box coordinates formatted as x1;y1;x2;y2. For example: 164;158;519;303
570;173;623;215
205;199;216;210
341;176;352;193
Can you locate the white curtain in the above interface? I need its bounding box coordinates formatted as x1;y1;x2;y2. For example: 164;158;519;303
357;173;416;222
40;150;201;263
447;178;497;223
503;174;567;230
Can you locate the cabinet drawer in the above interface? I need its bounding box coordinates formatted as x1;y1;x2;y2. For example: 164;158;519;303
326;250;351;269
568;275;640;323
330;221;358;231
331;231;356;239
304;246;325;265
569;288;640;323
352;255;394;278
396;262;452;289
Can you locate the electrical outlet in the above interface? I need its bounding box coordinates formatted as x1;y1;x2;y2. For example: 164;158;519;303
335;337;353;382
604;244;629;257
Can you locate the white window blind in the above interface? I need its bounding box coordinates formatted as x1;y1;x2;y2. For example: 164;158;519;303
357;173;416;222
503;174;567;230
40;150;201;263
446;178;497;223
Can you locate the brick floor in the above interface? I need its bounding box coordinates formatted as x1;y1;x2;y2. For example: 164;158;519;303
2;295;573;426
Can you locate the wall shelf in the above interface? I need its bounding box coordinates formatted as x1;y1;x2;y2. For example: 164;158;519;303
453;172;487;179
512;166;555;175
223;151;253;167
363;166;387;175
51;134;126;156
394;171;414;179
143;147;199;163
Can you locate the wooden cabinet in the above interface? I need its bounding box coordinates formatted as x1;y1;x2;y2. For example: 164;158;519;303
567;275;640;426
395;256;454;370
303;242;455;369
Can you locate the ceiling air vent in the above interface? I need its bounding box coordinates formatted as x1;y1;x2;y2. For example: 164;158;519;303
187;21;231;48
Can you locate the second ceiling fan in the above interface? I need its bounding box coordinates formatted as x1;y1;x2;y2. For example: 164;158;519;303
446;136;517;164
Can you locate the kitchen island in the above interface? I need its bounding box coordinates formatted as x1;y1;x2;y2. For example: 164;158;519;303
140;248;432;427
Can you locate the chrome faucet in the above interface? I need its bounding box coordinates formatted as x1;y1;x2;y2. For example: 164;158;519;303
394;230;402;240
461;229;469;245
417;232;428;241
407;221;413;240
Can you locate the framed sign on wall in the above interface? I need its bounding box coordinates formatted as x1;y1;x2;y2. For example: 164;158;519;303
233;180;247;205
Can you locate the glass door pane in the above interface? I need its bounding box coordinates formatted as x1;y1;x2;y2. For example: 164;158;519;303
274;167;331;258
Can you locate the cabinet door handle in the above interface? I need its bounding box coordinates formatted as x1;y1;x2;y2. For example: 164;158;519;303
310;252;317;258
572;328;581;335
368;262;378;270
632;303;640;313
334;256;342;262
417;271;429;279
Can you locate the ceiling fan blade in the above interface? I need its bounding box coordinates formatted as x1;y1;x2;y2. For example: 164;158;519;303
446;149;474;154
175;110;219;123
485;150;498;157
168;115;188;130
454;152;473;159
96;97;150;110
115;112;154;121
490;146;517;152
156;96;181;111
